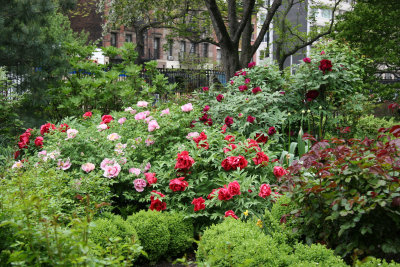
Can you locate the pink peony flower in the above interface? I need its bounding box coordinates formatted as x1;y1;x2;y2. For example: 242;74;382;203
38;150;48;161
107;133;121;141
135;112;147;120
161;108;170;116
103;163;121;178
100;158;116;170
186;132;200;140
144;162;151;172
65;129;78;140
125;107;137;114
181;103;193;112
97;124;108;131
134;179;147;192
148;120;160;132
118;117;127;125
145;137;155;146
57;158;71;171
82;163;95;173
230;80;234;85
145;116;154;123
137;101;149;107
12;160;24;169
129;168;141;176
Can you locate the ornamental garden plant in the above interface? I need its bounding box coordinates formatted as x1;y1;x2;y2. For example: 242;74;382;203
2;41;400;266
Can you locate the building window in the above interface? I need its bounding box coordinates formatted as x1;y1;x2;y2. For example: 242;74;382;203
320;9;332;19
180;41;186;58
125;34;132;43
168;42;173;57
263;32;269;43
216;49;221;61
154;37;160;59
203;43;208;58
111;32;117;47
189;42;197;55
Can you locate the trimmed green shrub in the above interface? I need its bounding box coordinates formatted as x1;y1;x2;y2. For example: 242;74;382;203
90;213;139;248
354;114;398;139
286;243;347;267
196;218;291;266
357;257;400;267
162;212;194;257
127;210;171;262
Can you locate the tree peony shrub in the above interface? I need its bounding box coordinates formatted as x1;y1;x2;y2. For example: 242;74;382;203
281;126;400;262
195;63;287;138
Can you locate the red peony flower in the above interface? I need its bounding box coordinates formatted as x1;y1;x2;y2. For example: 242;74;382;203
216;94;224;102
305;90;319;101
202;86;209;92
18;142;28;149
273;166;288;178
207;188;218;199
239;85;248;92
144;172;158;185
223;143;237;153
221;124;227;134
40;123;56;136
252;87;262;94
319;59;333;74
203;105;210;112
191;197;206;212
190;120;196;128
252;151;269;165
224;135;235;143
14;150;21;159
255;133;268;144
34;136;44;147
224;210;238;219
221;155;248;171
245;139;261;152
218;185;232;201
19;132;30;144
174;151;195;170
101;115;113;124
303;57;311;63
259;184;272;198
59;123;70;133
247;115;255;123
150;190;167;211
225;116;234;127
248;62;256;68
169;177;188;192
228;181;241;196
199;113;209;122
268;126;276;136
83;111;92;119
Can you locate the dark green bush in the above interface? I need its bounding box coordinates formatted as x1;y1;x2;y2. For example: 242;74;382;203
127;210;171;262
283;127;400;262
162;212;194;257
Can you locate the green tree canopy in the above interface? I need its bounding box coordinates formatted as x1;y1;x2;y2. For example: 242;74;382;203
335;0;400;75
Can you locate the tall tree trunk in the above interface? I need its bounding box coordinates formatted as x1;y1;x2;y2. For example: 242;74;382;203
135;28;146;65
221;45;240;79
240;18;253;67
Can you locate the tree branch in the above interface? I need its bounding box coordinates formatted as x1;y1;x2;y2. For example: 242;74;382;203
232;0;256;43
251;0;282;55
204;0;232;45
